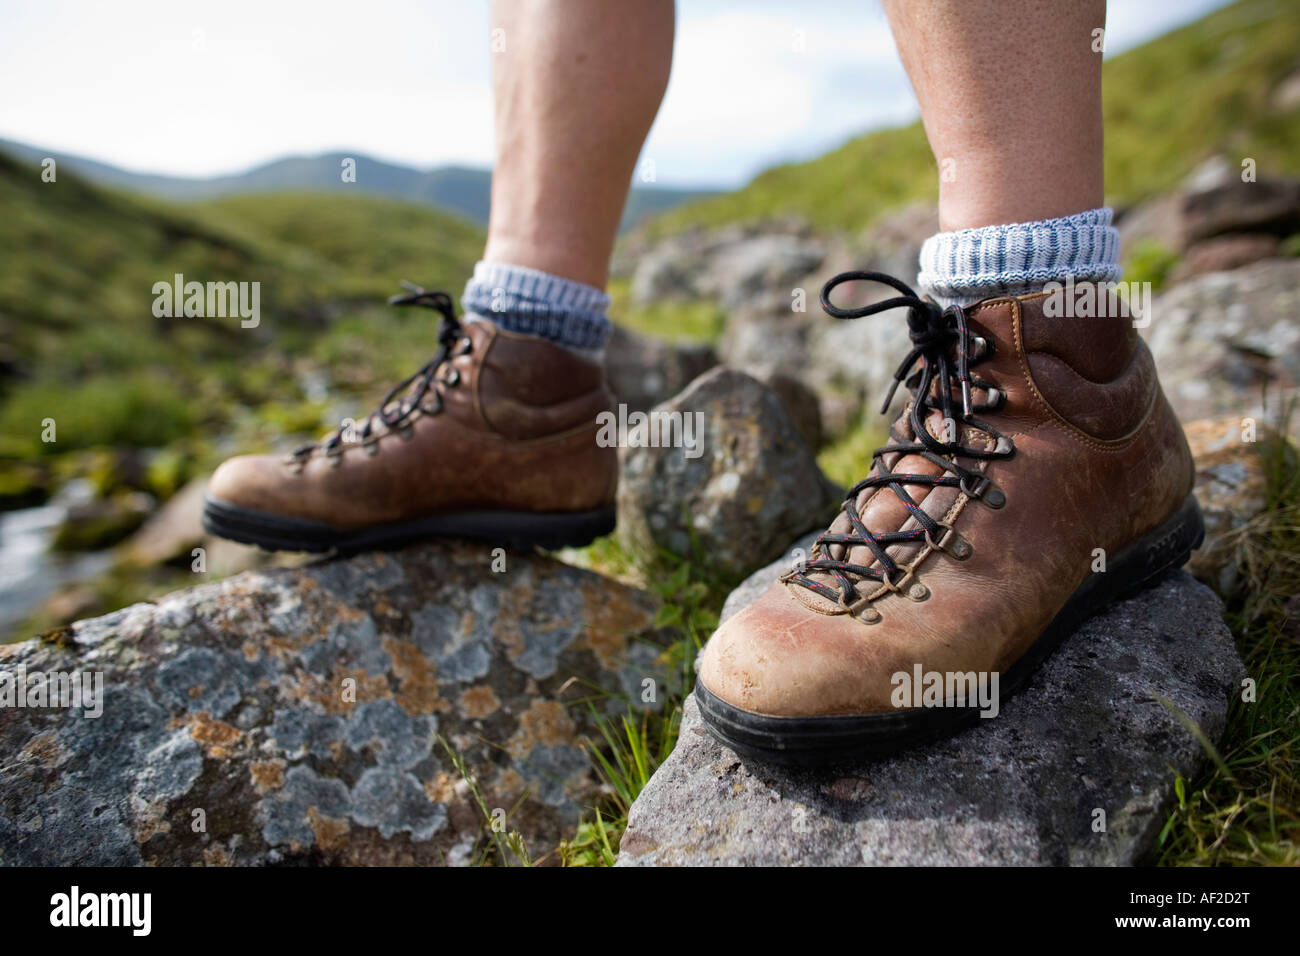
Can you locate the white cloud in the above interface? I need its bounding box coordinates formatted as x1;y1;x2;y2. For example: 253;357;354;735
0;0;1237;185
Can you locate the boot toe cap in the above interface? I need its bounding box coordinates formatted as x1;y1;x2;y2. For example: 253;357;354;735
207;454;289;511
698;581;894;718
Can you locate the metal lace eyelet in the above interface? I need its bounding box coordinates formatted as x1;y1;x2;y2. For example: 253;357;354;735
924;523;973;561
455;337;473;357
960;474;1006;509
443;368;461;387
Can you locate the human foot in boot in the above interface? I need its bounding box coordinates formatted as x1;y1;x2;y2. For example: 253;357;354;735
697;272;1202;765
202;287;616;553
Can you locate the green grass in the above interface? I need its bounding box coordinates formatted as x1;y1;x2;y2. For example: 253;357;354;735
817;413;888;488
0;151;485;641
649;0;1300;237
436;735;534;867
0;152;484;468
607;276;727;344
559;535;734;867
1155;408;1300;865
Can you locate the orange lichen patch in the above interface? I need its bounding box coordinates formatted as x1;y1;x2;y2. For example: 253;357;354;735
241;640;260;663
425;772;458;804
577;578;655;670
20;731;62;767
507;700;577;759
260;620;331;660
131;795;173;844
383;636;449;716
203;843;235;867
281;666;389;715
334;603;367;625
459;684;500;720
249;759;286;794
490;584;532;665
495;767;529;804
189;712;242;759
307;807;350;853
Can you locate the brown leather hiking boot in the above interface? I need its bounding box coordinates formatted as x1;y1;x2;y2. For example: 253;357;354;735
697;271;1203;765
202;287;616;553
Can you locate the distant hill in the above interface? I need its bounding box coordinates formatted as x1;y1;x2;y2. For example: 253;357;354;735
649;0;1300;236
0;140;716;234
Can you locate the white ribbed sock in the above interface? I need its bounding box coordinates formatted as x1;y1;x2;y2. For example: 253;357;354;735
461;261;611;363
917;207;1122;307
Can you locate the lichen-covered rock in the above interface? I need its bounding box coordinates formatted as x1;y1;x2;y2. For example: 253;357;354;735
616;367;840;579
605;325;718;414
0;543;676;866
698;236;827;310
1184;415;1272;593
1145;258;1300;437
617;553;1243;866
1167;234;1280;285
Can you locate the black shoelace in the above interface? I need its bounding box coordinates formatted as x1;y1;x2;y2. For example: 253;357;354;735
783;271;1016;606
289;284;467;465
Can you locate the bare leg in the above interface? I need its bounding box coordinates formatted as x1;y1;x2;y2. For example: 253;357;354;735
882;0;1105;231
483;0;675;289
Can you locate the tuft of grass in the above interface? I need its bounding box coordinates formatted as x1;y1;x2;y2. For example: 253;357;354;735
1155;401;1300;865
558;533;732;866
436;735;534;867
1123;240;1181;293
817;412;888;488
607;276;727;344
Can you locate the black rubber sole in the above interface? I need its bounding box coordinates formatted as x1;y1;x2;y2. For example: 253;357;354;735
201;495;616;554
697;493;1206;768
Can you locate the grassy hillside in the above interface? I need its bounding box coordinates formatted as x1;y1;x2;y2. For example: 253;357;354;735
0;152;483;481
650;0;1300;235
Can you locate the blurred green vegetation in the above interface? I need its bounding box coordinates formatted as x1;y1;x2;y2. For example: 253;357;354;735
0;150;486;489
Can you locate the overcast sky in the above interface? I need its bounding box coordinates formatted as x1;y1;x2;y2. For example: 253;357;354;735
0;0;1233;188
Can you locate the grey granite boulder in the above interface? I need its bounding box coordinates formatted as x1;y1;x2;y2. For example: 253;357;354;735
0;543;676;866
605;325;718;415
616;367;840;579
1145;258;1300;438
618;547;1243;866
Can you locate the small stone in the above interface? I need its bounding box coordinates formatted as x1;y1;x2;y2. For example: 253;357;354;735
616;368;840;579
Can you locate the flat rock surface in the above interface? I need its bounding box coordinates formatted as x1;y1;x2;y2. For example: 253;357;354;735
618;546;1243;867
0;543;675;866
